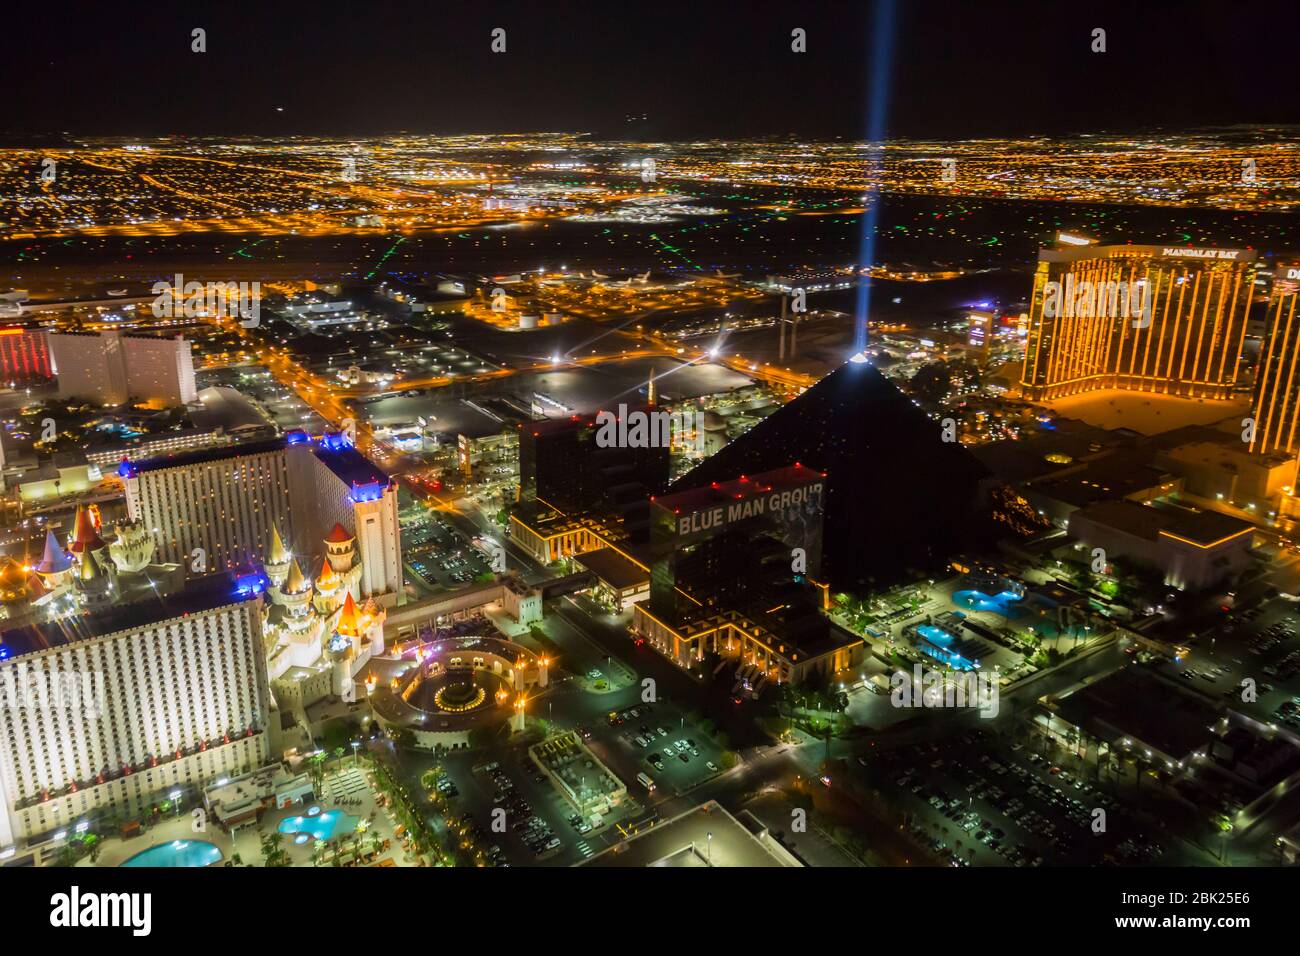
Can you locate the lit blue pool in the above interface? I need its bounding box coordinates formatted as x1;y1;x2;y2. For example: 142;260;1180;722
122;839;223;868
278;808;360;841
915;624;977;670
953;589;1024;619
916;624;956;646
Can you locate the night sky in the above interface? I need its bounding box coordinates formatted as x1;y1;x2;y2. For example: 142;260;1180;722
3;0;1297;140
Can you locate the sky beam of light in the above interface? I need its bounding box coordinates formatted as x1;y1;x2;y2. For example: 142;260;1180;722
854;0;898;355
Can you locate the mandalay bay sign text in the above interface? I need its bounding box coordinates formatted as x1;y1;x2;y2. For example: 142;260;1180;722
671;480;824;539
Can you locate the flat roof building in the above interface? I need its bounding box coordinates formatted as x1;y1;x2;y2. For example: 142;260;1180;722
1067;499;1254;590
582;800;801;867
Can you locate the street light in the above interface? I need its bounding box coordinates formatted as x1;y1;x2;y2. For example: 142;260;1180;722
706;831;713;866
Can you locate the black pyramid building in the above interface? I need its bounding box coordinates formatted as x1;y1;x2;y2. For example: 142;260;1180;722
670;357;994;592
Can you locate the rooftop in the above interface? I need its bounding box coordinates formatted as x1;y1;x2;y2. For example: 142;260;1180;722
0;571;259;659
126;435;288;473
574;547;649;591
582;800;797;868
652;463;825;519
312;440;390;490
1073;499;1253;547
1052;667;1219;762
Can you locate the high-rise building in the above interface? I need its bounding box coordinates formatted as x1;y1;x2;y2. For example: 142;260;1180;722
288;434;403;605
121;437;293;571
512;410;670;563
668;359;993;591
0;325;52;384
1019;243;1256;401
1249;259;1300;456
48;331;197;406
121;432;402;605
0;574;271;852
518;411;669;515
632;463;862;685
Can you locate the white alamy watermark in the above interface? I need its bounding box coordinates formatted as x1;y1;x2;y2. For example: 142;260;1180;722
890;664;999;718
50;886;151;936
151;273;261;327
1042;273;1151;328
595;403;705;452
1;670;106;718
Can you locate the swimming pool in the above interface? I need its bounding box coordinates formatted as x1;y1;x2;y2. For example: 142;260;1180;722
914;624;977;670
952;589;1024;618
916;624;956;646
122;839;223;868
277;808;360;841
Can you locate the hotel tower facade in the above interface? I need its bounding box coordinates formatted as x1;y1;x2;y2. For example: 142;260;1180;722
1020;243;1257;402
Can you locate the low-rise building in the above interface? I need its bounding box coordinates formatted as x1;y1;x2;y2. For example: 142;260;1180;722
1067;499;1254;590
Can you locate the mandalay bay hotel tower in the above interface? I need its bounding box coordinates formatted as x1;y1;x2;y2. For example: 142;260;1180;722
1019;239;1256;402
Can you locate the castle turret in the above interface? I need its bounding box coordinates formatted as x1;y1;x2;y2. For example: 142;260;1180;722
271;556;314;623
108;520;155;574
264;525;292;587
324;523;355;575
74;548;113;608
68;504;105;556
313;554;343;613
34;529;74;588
335;591;361;640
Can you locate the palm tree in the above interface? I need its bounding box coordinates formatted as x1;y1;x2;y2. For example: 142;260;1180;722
307;752;327;796
260;831;288;867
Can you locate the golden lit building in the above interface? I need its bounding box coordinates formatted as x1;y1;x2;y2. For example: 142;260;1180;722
1020;243;1256;401
1249;260;1300;456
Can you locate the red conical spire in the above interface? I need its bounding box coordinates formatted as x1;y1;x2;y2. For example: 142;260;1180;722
68;505;105;555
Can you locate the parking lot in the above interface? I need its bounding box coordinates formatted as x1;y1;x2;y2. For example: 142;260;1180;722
402;511;495;591
430;740;643;867
853;729;1172;866
1155;597;1300;733
594;701;727;798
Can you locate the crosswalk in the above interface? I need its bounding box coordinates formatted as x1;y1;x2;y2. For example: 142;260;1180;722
576;841;594;859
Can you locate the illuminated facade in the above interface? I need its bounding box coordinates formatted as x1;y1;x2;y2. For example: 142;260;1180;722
260;524;386;688
1066;499;1254;590
631;464;862;686
0;576;271;852
0;326;51;384
1020;244;1256;401
48;330;197;406
1249;260;1300;456
122;432;401;606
